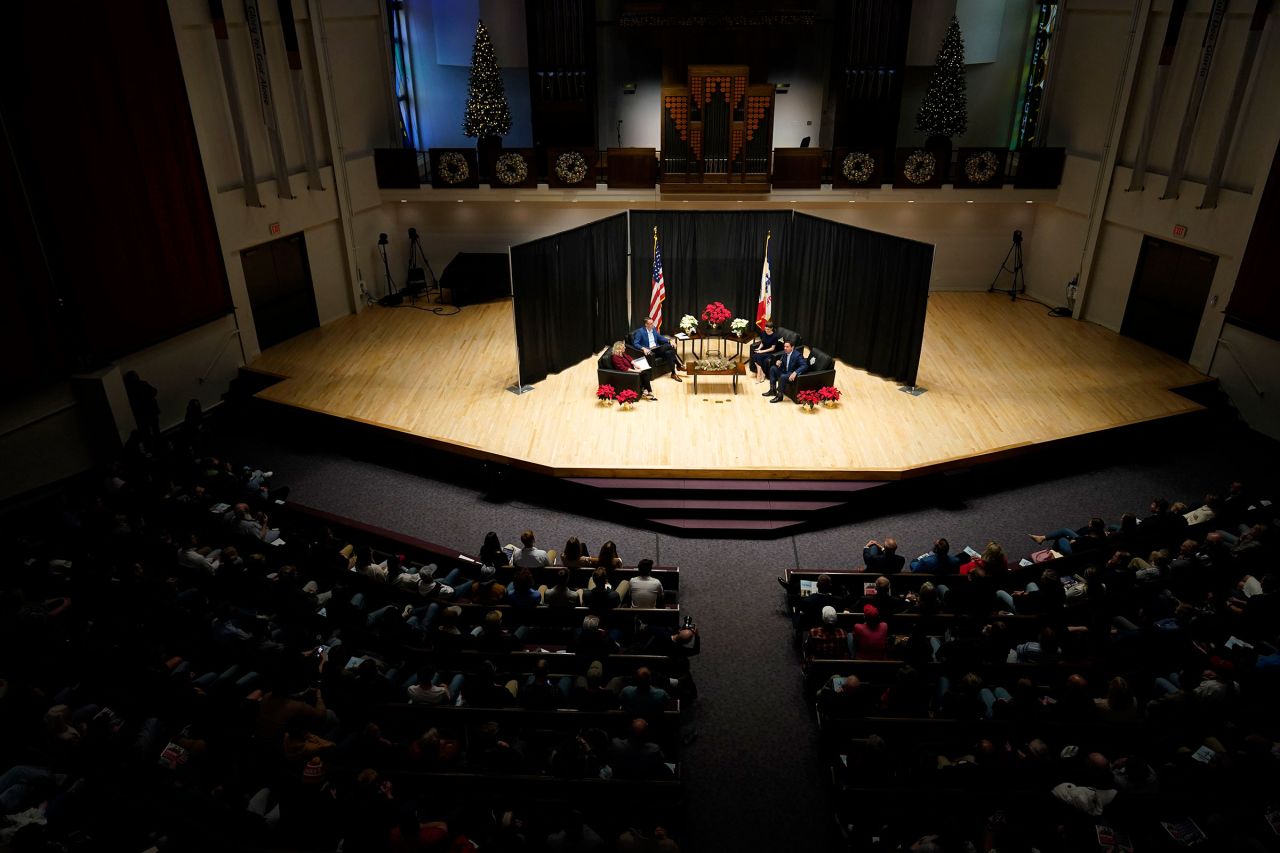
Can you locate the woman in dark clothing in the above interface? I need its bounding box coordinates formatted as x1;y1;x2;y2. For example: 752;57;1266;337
479;532;509;567
749;321;780;382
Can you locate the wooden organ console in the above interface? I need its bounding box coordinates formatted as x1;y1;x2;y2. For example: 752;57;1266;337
660;65;773;192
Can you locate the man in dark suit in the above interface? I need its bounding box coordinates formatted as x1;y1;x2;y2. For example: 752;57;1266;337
765;340;807;402
631;318;683;381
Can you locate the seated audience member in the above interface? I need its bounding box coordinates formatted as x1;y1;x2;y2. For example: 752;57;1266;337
560;537;592;568
479;531;511;567
596;540;623;569
910;538;961;574
627;559;664;608
805;606;850;665
1094;676;1138;722
618;667;670;717
854;575;904;617
817;674;870;716
1140;496;1190;542
794;573;843;627
610;341;658;401
571;614;619;664
513;530;550;568
863;538;904;574
583;567;629;610
506;568;543;608
1028;517;1106;555
608;719;670;779
851;605;889;660
539;568;582;607
959;540;1007;578
469;610;524;652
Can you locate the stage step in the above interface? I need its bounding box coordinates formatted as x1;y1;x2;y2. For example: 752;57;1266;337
562;476;893;537
606;497;844;518
644;517;808;536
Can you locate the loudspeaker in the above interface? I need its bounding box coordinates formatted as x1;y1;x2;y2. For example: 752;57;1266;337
373;148;421;189
1014;147;1066;189
378;291;403;307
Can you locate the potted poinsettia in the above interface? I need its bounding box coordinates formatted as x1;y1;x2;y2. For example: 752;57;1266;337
679;315;698;335
616;388;639;409
701;302;731;330
818;386;842;408
596;384;616;406
730;317;750;338
796;389;821;412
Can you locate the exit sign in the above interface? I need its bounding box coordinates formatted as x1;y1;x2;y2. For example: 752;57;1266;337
1172;224;1187;238
269;222;281;235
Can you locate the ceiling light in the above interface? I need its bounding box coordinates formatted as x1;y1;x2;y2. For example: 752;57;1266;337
399;199;407;203
1025;200;1034;204
514;199;521;203
966;200;974;204
906;200;915;204
456;199;463;203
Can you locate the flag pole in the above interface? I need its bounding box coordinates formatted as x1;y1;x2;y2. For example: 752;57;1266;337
652;226;659;327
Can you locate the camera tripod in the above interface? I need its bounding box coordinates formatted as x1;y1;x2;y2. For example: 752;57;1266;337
989;231;1026;301
405;228;441;305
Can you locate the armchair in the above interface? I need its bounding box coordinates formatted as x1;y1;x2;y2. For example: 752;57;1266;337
784;346;838;402
624;342;674;376
597;349;643;396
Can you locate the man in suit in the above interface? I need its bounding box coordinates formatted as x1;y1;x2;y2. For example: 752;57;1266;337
631;317;683;382
765;339;807;402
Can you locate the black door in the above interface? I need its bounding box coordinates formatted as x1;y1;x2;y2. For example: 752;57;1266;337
1120;236;1217;362
241;233;320;350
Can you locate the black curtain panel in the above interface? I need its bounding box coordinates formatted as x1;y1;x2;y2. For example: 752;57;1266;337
628;211;791;333
510;214;627;385
781;213;933;386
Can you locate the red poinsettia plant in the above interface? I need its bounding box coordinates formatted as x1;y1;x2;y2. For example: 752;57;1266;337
701;301;732;326
596;384;616;401
818;386;842;402
615;389;639;405
796;390;822;407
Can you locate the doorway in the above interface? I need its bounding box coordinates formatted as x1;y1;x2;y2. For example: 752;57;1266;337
1120;236;1217;362
241;233;319;351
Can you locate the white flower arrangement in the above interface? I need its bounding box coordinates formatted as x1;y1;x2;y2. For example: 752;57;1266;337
679;315;698;334
730;317;749;336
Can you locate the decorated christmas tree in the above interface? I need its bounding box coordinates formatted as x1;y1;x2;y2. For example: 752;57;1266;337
463;20;512;139
916;16;968;140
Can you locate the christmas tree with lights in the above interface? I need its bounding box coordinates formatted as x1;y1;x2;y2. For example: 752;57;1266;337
463;20;512;139
916;16;968;141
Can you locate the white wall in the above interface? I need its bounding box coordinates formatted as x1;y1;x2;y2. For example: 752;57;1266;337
1028;0;1280;435
382;191;1045;295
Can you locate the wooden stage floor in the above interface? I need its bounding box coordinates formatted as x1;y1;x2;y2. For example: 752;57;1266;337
247;293;1210;480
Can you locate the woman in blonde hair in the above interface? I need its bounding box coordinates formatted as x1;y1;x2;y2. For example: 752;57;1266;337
610;341;656;401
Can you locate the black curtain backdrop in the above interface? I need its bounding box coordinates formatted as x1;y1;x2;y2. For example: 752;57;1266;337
510;214;628;385
781;213;933;386
514;210;931;388
627;211;792;334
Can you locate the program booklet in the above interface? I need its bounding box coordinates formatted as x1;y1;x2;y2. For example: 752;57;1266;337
1161;818;1206;846
1095;824;1134;852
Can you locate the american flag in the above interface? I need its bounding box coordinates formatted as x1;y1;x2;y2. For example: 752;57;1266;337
649;228;666;329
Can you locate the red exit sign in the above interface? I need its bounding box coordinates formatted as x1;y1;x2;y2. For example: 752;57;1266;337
1172;224;1187;238
269;222;281;235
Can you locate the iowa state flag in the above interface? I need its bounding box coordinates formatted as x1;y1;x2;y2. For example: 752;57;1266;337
756;233;772;330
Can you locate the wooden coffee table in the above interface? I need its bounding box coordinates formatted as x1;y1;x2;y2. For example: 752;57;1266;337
684;361;746;394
